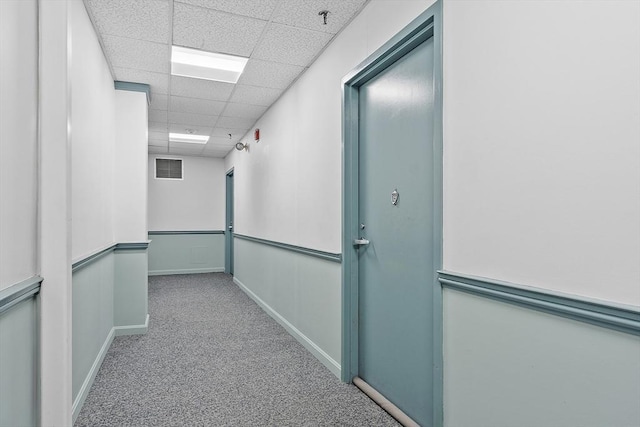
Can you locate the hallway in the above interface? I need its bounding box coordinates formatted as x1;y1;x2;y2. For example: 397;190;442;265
75;273;398;426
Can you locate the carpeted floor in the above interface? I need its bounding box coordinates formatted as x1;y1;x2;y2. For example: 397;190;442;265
75;273;399;426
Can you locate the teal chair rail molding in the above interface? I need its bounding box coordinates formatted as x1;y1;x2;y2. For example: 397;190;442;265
234;234;342;263
438;271;640;336
0;276;43;315
114;81;151;105
148;230;225;235
72;242;150;273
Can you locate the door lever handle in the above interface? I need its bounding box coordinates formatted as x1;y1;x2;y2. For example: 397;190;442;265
353;238;370;246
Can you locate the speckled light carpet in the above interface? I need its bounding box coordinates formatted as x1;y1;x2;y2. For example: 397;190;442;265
75;273;399;426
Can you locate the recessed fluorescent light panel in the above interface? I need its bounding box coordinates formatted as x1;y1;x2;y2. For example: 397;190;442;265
171;46;248;83
169;133;209;144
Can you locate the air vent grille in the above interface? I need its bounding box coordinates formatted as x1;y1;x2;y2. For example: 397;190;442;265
155;158;182;180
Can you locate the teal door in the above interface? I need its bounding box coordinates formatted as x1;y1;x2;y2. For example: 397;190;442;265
225;170;234;275
357;37;436;426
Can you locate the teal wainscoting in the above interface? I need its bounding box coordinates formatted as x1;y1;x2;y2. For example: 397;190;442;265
72;242;149;422
0;277;42;427
148;231;225;276
439;271;640;427
233;235;342;377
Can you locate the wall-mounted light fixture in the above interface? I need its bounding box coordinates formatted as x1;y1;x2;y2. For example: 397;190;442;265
235;142;248;152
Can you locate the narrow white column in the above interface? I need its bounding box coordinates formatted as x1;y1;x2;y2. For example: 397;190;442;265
38;0;73;424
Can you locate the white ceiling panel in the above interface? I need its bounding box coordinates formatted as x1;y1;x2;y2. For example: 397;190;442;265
170;96;226;116
210;128;247;143
173;3;267;57
229;85;283;107
148;146;168;154
223;103;268;120
168;123;213;136
149;109;168;122
149;93;168;111
237;59;304;89
148;139;168;148
168;111;217;127
113;67;169;94
205;136;235;147
102;35;170;73
271;0;367;34
216;116;256;130
149;121;168;132
175;0;278;20
85;0;171;43
85;0;369;159
252;23;333;67
170;76;234;101
149;131;169;142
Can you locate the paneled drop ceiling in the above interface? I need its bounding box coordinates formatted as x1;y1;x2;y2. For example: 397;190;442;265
84;0;369;158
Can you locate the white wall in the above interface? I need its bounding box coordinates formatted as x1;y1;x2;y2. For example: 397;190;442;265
114;91;148;242
225;0;434;253
148;155;226;231
71;0;116;260
442;0;640;305
0;0;38;290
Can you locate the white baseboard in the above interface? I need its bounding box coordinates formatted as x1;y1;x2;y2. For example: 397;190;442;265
114;314;150;336
148;267;225;276
233;276;341;378
72;327;115;423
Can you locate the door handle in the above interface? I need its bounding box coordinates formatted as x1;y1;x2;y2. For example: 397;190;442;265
353;238;370;246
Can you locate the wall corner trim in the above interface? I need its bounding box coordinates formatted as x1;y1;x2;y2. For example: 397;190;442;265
114;81;151;105
233;276;341;378
0;276;43;315
438;271;640;336
114;314;149;336
72;241;149;272
72;328;115;423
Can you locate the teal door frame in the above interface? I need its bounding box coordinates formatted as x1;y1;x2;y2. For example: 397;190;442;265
225;168;234;275
341;2;443;426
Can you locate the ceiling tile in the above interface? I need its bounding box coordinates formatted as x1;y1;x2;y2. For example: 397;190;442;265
271;0;367;34
173;3;267;57
170;76;234;101
223;103;268;120
205;136;235;147
102;35;170;73
169;96;226;116
237;59;304;89
252;23;333;67
148;146;168;154
216;116;256;130
174;0;278;19
148;139;168;147
148;121;168;132
149;131;168;141
149;110;168;122
149;93;168;111
169;143;205;156
168;111;217;127
211;127;247;143
229;85;283;106
113;67;169;94
85;0;171;43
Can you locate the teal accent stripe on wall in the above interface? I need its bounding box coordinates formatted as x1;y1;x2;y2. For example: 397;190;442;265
234;234;342;263
148;230;225;235
72;242;149;272
0;276;43;315
114;81;151;105
438;271;640;336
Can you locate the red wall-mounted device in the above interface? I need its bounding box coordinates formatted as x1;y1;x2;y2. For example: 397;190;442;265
254;128;260;142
